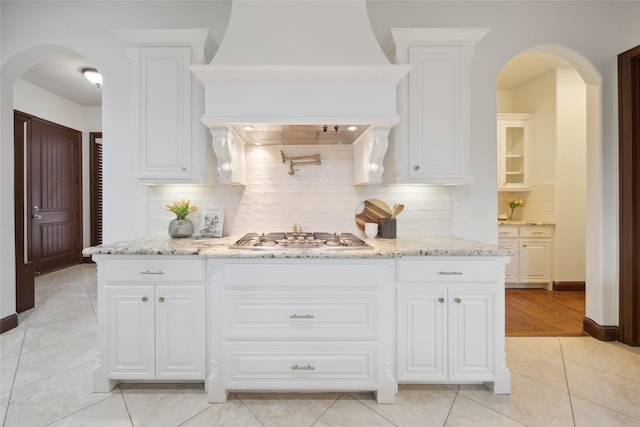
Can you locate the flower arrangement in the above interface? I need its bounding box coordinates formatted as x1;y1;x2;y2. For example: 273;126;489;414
166;199;198;220
507;198;524;220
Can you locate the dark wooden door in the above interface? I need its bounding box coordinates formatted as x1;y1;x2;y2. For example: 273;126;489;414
618;44;640;346
28;117;83;275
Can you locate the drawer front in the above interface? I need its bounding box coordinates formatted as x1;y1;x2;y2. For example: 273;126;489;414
103;259;205;283
221;262;390;288
519;227;552;238
224;292;378;338
396;259;500;283
224;342;378;387
497;227;519;238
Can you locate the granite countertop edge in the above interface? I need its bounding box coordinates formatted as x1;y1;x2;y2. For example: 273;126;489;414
83;235;515;258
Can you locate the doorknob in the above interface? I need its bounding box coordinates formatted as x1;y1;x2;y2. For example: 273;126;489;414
33;205;40;211
32;214;42;220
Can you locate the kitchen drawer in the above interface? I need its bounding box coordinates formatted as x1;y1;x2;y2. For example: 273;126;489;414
103;258;205;283
221;261;389;288
396;258;501;283
224;292;378;338
519;227;552;238
497;227;519;238
224;342;378;388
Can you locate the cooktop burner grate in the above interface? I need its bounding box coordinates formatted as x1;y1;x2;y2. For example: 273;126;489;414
230;232;372;250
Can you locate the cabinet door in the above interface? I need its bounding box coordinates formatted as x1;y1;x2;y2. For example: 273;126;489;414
498;239;519;283
105;286;155;379
448;287;494;380
519;239;552;284
396;287;447;381
155;286;206;379
497;115;532;191
136;47;192;181
389;29;487;185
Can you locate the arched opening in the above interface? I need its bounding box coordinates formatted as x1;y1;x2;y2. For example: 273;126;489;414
496;46;606;337
1;45;103;314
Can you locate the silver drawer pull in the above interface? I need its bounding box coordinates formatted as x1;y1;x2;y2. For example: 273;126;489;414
291;364;315;371
438;271;463;276
289;314;314;319
140;270;165;275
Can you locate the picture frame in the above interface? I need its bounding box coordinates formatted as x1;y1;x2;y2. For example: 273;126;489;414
197;207;225;238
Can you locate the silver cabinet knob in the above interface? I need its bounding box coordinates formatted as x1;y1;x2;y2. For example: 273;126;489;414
180;165;187;171
438;297;445;303
454;298;462;304
141;296;148;302
414;165;420;170
158;297;165;303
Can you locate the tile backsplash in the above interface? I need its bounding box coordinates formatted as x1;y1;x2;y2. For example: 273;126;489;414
147;145;451;238
497;184;555;223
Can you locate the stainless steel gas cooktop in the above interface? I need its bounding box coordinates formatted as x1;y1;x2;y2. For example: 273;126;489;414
229;232;373;250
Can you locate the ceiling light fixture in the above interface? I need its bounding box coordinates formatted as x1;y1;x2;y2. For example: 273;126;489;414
82;68;102;88
242;125;254;131
347;126;358;131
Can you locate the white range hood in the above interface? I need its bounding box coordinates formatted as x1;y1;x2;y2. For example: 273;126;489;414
191;0;410;185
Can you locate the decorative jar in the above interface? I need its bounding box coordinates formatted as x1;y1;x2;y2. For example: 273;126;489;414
168;219;194;238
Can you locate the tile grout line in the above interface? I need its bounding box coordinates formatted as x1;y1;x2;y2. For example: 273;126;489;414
2;315;29;427
232;393;268;427
559;338;577;427
309;392;344;427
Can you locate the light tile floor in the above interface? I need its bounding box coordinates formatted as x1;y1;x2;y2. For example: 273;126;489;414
2;264;640;426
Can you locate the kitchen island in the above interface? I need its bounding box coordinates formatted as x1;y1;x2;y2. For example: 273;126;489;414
84;235;512;404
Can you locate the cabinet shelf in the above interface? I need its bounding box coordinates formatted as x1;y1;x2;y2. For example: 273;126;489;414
498;114;533;191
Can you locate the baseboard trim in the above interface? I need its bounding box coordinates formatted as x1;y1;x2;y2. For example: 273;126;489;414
1;313;19;334
583;317;619;341
553;281;586;291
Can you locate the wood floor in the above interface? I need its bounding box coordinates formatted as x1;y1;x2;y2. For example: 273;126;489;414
505;289;587;337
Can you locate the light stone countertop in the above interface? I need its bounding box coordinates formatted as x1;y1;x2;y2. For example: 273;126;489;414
498;221;555;226
83;235;513;259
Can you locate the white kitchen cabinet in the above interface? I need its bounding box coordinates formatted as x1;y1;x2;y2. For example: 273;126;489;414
104;285;205;380
208;259;397;403
114;29;214;185
93;256;206;391
497;114;533;191
498;225;553;288
395;257;509;392
497;226;519;282
386;28;489;185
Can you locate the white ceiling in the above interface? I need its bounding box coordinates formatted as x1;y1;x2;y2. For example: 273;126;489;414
497;52;572;90
20;55;102;107
19;51;571;108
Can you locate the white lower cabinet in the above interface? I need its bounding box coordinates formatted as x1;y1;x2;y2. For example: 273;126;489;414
93;256;206;391
93;254;511;399
208;259;396;404
395;258;510;392
499;225;553;288
105;285;205;380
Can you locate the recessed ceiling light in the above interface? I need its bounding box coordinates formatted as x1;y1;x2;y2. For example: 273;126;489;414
254;141;263;145
243;125;254;131
82;68;102;88
347;126;358;131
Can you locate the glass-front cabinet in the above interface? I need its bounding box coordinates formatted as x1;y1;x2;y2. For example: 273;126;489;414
497;114;533;191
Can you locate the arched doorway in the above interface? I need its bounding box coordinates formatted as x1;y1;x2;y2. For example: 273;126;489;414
1;45;103;315
496;46;609;338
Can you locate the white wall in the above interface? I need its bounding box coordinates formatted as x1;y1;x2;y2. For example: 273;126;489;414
13;79;102;251
2;0;638;327
555;68;587;282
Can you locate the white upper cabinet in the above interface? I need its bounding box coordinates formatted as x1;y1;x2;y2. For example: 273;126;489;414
386;28;489;184
114;29;214;185
497;114;533;191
